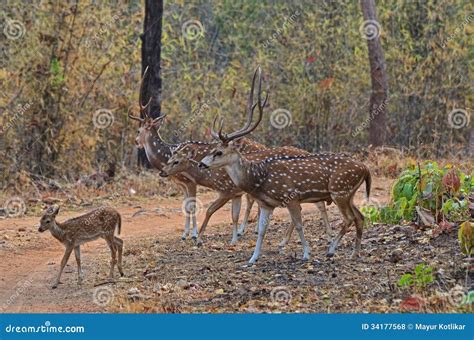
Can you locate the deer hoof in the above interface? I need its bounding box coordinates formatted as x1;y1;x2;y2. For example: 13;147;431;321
326;251;334;258
52;284;58;289
350;251;360;260
191;236;197;241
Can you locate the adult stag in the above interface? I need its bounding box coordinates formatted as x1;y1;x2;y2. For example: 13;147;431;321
200;67;371;264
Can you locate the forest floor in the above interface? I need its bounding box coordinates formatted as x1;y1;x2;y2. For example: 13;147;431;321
0;176;471;313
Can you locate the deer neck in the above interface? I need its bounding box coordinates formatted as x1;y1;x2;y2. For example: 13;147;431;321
143;131;173;170
49;221;67;243
183;161;209;183
224;154;267;192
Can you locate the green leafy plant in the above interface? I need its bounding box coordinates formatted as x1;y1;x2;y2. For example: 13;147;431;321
50;58;64;89
362;162;472;224
398;263;434;288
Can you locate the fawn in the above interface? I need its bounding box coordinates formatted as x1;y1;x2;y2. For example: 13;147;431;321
38;205;124;288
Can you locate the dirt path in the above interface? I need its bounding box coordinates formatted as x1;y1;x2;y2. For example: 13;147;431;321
0;179;389;313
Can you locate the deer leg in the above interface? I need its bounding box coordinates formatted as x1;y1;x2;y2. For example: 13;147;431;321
106;238;117;279
181;187;191;240
196;194;231;246
53;245;74;289
327;197;355;257
74;246;84;285
279;222;294;249
254;209;261;234
248;206;273;265
316;201;332;240
114;236;124;276
237;195;254;236
287;203;310;261
279;204;302;248
188;184;199;240
350;202;364;258
230;196;242;245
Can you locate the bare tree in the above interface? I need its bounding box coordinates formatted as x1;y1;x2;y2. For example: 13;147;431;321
361;0;388;147
138;0;163;166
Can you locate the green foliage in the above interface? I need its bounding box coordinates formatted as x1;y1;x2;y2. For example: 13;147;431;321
50;58;64;89
362;162;472;224
398;263;434;288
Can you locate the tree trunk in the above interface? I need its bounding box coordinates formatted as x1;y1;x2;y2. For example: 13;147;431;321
138;0;163;167
360;0;388;147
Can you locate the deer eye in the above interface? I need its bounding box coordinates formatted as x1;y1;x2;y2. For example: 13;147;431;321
215;151;223;157
173;160;179;165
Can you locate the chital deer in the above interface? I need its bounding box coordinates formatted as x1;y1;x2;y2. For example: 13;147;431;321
161;144;333;244
200;67;371;264
130;66;209;240
159;138;277;245
38;205;123;288
129;67;264;243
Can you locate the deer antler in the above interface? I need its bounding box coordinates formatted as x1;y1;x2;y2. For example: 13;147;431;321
128;107;144;122
210;115;226;140
215;66;268;143
139;66;152;118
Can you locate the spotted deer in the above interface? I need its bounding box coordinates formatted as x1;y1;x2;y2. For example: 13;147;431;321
161;143;332;245
159;138;280;245
38;205;123;288
130;67;264;243
129;67;199;240
200;67;371;264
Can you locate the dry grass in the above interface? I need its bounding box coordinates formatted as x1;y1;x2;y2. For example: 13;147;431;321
106;213;472;313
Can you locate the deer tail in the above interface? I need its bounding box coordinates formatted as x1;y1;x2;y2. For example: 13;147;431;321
116;214;122;235
365;169;372;200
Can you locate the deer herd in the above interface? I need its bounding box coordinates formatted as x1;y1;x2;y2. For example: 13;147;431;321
39;66;371;288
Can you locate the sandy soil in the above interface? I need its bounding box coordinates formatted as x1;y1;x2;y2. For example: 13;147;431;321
0;188;342;313
1;177;467;313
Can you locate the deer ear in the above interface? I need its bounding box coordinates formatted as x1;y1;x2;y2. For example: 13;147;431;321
52;204;60;215
231;138;245;152
47;204;60;216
